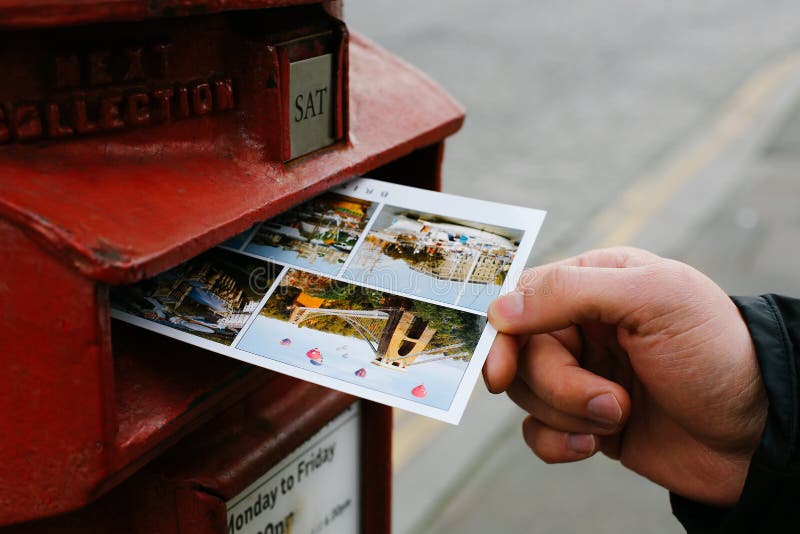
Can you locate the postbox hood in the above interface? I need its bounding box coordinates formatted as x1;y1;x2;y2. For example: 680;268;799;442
0;1;336;30
0;31;463;285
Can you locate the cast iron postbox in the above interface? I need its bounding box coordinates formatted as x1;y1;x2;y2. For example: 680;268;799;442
0;1;464;531
6;376;392;533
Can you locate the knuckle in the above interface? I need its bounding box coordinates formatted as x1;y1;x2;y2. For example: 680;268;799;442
544;265;575;299
517;265;569;299
608;247;642;267
579;246;658;268
609;245;652;261
515;267;540;295
572;251;592;267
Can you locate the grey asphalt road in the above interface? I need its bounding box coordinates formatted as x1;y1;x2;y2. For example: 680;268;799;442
348;0;800;257
346;1;800;533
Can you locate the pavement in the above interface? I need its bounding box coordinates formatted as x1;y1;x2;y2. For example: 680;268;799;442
345;2;800;533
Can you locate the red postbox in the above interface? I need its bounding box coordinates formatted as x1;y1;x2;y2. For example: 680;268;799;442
6;372;392;533
0;1;463;531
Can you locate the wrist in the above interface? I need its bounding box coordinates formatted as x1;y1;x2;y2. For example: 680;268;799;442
718;331;768;505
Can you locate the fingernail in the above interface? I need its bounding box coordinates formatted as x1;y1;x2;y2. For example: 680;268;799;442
567;433;595;454
483;357;500;393
496;290;524;318
587;393;622;426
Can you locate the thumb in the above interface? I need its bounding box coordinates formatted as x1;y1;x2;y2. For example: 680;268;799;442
489;263;651;335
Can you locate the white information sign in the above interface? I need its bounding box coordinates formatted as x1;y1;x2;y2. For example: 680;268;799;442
226;404;361;534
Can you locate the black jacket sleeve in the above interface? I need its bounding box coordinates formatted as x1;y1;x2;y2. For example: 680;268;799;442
670;294;800;533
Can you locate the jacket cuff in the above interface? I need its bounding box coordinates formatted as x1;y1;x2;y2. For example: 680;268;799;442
733;295;798;470
670;295;800;533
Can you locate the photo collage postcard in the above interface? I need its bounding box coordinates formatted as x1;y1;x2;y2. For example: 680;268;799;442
110;178;546;424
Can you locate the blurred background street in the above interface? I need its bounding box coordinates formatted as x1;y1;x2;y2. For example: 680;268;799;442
347;1;800;533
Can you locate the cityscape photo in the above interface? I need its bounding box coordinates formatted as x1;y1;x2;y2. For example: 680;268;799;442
342;206;524;312
110;249;281;345
244;192;377;275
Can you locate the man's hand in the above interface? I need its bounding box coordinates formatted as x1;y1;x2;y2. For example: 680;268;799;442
484;247;768;506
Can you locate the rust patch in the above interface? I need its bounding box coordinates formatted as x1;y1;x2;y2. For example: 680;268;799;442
90;238;128;265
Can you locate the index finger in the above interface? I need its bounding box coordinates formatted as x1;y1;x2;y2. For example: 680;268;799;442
551;247;660;269
488;263;650;335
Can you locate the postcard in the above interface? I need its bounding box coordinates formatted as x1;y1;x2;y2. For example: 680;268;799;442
110;248;282;345
342;206;524;312
236;269;487;412
111;178;546;424
241;192;377;276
